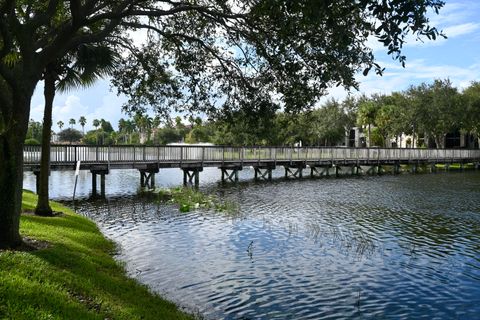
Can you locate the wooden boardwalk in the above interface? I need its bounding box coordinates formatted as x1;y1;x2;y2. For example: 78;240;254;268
23;145;480;194
23;145;480;169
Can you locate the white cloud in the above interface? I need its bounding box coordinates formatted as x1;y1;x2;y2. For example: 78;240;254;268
429;1;477;28
83;92;126;131
50;95;89;131
322;59;480;103
30;78;128;132
383;1;480;49
31;90;89;124
443;22;480;38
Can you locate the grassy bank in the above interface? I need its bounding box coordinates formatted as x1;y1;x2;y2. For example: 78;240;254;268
0;191;193;320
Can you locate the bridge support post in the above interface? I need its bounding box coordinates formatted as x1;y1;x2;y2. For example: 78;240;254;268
334;165;341;177
254;168;272;181
284;165;304;179
182;167;203;187
90;166;109;198
284;162;306;179
135;163;159;189
253;164;274;181
393;163;400;175
139;169;159;189
350;165;362;176
429;163;437;173
101;174;106;195
220;166;242;183
92;172;97;194
366;166;376;175
310;165;331;178
310;166;319;178
410;163;417;174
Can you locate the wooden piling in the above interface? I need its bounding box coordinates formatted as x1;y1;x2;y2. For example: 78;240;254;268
253;163;275;181
220;166;242;183
182;167;203;187
90;165;109;197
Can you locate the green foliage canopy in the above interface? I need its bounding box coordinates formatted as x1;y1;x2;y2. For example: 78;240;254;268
109;0;445;118
26;119;43;142
58;128;83;143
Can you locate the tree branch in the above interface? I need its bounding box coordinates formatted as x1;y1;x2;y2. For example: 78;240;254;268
70;0;83;27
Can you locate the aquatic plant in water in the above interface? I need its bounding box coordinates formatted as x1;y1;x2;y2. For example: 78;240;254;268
153;187;237;213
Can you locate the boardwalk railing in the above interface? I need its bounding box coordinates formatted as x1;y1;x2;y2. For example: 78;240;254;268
23;145;480;167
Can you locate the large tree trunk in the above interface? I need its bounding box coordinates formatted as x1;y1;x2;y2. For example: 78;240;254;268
35;68;55;216
0;89;32;249
0;132;24;248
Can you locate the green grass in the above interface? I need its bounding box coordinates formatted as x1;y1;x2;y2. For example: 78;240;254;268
0;191;193;320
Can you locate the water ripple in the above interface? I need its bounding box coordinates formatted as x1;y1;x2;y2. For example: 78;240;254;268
69;171;480;319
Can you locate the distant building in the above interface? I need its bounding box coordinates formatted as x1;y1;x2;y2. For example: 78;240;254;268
344;127;479;149
345;127;362;147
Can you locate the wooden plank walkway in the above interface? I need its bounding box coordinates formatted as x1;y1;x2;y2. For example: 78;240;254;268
23;145;480;171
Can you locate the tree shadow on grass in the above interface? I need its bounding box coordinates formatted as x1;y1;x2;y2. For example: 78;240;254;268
31;244;192;319
15;213;193;320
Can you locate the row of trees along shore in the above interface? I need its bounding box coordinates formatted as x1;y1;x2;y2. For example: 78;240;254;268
0;1;446;248
26;79;480;148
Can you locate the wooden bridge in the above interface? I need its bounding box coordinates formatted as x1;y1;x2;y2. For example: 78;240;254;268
23;145;480;196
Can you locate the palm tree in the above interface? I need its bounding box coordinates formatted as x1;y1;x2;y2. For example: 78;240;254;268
152;116;161;144
357;101;378;147
35;44;117;216
93;119;101;144
118;118;128;143
144;115;153;143
69;118;76;129
134;114;153;143
79;116;87;134
57;120;64;131
124;119;136;144
92;119;101;130
118;118;126;132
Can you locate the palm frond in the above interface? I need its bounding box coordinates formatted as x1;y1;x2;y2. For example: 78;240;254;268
56;43;118;93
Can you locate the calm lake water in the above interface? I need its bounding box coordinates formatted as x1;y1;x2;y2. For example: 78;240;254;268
23;168;480;319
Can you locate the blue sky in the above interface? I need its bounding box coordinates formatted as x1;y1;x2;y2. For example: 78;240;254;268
30;0;480;131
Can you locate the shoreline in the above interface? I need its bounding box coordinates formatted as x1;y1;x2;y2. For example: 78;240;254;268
0;190;193;320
